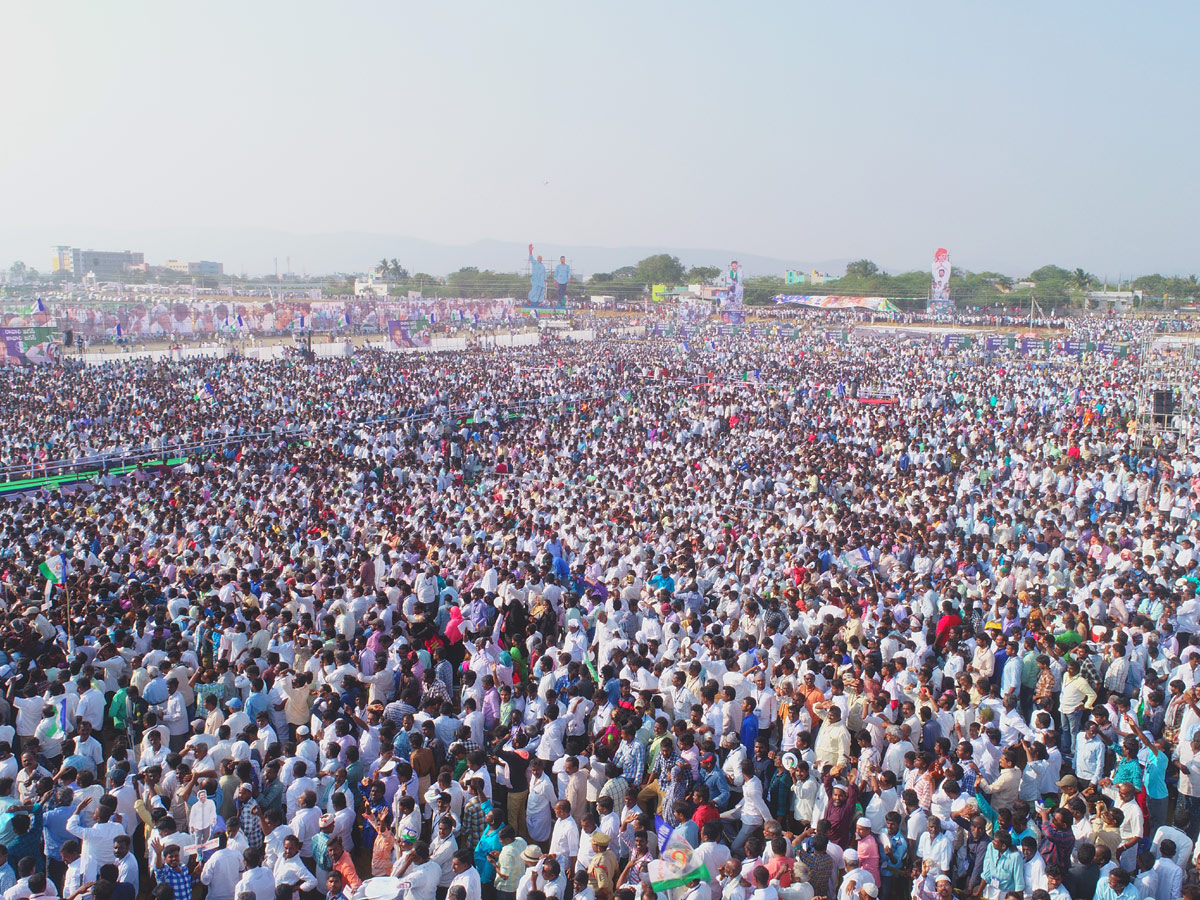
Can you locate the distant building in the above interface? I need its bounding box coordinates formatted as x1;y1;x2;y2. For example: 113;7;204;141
1087;290;1140;312
52;246;144;279
163;259;224;276
355;275;389;297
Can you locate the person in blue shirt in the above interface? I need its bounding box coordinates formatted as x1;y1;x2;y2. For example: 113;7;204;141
41;788;75;877
740;698;760;754
698;753;730;808
0;846;15;896
142;669;169;706
59;739;94;778
527;245;546;307
553;257;571;306
245;680;271;720
602;673;621;708
648;567;675;597
325;870;350;900
6;805;44;873
552;556;571;582
1125;712;1170;839
1094;867;1140;900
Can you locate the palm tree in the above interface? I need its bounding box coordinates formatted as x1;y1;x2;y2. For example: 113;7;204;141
1068;268;1093;292
377;258;390;278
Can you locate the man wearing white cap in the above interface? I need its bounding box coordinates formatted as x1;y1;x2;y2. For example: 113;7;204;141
854;818;881;885
911;872;953;900
836;848;874;900
296;725;320;763
224;696;250;737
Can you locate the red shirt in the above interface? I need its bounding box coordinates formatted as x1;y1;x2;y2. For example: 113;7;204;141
692;803;720;829
934;612;961;648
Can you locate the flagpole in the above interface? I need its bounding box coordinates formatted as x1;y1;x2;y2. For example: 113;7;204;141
64;577;73;653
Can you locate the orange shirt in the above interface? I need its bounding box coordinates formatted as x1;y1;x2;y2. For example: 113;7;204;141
332;850;362;890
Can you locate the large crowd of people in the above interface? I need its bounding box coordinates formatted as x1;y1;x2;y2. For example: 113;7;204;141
0;320;1198;900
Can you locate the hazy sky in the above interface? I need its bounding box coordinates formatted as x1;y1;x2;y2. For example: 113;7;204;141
3;2;1197;276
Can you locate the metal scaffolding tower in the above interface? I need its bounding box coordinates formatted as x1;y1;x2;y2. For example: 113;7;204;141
1133;335;1196;451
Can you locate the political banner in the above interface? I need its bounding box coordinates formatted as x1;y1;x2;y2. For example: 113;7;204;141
774;295;899;313
0;296;517;338
388;320;430;349
928;248;952;313
0;326;62;365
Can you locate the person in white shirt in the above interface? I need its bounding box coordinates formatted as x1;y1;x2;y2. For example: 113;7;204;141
813;707;851;769
726;766;771;855
693;822;732;900
448;852;482;900
233;849;276;900
548;801;580;876
12;693;47;750
537;706;567;762
284;762;317;819
200;836;246;900
74;678;106;733
272;836;316;900
525;759;557;845
915;817;953;878
62;841;97;900
287;791;321;860
163;680;190;753
1116;782;1144;872
517;855;566;900
1150;839;1183;900
394;841;441;900
429;819;459;891
261;812;295;870
74;723;103;771
114;837;140;898
66;796;123;870
1150;820;1192;870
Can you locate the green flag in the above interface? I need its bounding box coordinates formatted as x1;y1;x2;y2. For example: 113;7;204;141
39;553;67;584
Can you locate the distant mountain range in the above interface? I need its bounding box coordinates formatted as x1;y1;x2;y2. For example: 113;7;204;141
0;225;861;279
